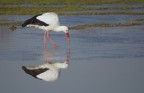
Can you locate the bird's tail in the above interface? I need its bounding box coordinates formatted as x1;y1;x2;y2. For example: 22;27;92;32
22;66;37;78
22;22;27;27
22;66;49;80
22;15;38;27
22;18;33;27
22;14;49;27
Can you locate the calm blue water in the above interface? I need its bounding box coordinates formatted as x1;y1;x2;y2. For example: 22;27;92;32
0;25;144;93
0;4;144;93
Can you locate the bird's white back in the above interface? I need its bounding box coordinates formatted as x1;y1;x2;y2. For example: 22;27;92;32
37;12;60;26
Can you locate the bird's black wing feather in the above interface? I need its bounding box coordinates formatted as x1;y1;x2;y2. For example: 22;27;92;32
22;14;49;27
22;66;49;80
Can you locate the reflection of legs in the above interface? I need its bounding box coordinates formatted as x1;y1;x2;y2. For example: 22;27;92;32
67;49;70;59
47;33;58;48
44;32;56;62
66;49;70;64
44;32;47;45
44;32;47;61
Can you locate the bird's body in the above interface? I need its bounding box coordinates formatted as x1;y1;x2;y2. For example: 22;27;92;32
22;12;60;31
22;12;70;47
22;44;70;82
22;61;69;82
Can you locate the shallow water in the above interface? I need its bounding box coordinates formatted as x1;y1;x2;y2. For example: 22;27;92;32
0;4;144;93
0;25;144;93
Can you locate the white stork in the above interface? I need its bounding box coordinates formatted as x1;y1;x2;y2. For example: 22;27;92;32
22;60;69;82
22;44;70;82
22;12;70;48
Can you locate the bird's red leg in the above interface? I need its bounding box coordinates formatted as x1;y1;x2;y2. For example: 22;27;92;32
44;32;47;45
47;33;58;48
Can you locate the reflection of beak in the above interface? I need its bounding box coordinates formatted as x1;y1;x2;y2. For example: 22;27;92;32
66;31;70;44
66;60;69;64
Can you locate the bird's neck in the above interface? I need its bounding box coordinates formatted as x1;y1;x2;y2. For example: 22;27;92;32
54;26;66;33
53;61;68;69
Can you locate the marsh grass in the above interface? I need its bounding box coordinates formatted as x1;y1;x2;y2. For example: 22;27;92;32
135;18;144;22
59;12;144;16
0;6;96;15
0;5;144;15
69;22;144;29
0;21;21;26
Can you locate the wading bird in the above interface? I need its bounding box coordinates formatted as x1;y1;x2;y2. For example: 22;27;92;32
22;60;69;82
22;48;70;82
22;12;70;48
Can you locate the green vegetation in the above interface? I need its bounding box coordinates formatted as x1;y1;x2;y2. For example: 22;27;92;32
0;5;144;15
135;18;144;22
0;19;21;26
70;22;144;29
0;0;144;5
60;12;144;16
0;6;96;15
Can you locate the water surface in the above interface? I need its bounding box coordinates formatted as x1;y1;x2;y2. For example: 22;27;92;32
0;24;144;93
0;4;144;93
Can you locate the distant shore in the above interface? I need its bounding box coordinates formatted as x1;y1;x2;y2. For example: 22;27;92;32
0;0;144;5
0;1;144;29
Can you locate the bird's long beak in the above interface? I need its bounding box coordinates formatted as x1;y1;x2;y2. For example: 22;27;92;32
66;31;70;44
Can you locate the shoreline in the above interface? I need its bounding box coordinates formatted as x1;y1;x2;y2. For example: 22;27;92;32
0;0;144;5
1;20;144;30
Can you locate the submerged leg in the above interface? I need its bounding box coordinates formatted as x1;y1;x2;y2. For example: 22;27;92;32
47;33;58;48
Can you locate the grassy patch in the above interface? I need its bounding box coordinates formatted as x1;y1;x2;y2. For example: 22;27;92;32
60;12;144;16
0;19;21;26
0;21;21;26
135;18;144;22
0;6;96;15
69;22;144;29
0;5;144;15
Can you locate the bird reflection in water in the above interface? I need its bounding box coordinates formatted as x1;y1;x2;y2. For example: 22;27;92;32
22;43;70;82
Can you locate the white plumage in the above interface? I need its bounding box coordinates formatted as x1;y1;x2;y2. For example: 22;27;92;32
37;12;60;26
22;12;70;48
22;61;69;82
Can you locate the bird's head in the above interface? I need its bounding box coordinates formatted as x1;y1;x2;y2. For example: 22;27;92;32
57;26;70;44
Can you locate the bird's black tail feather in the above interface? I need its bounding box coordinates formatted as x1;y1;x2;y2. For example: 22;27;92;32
22;66;49;80
22;15;38;27
22;14;49;27
21;19;31;27
22;66;38;79
22;20;29;27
